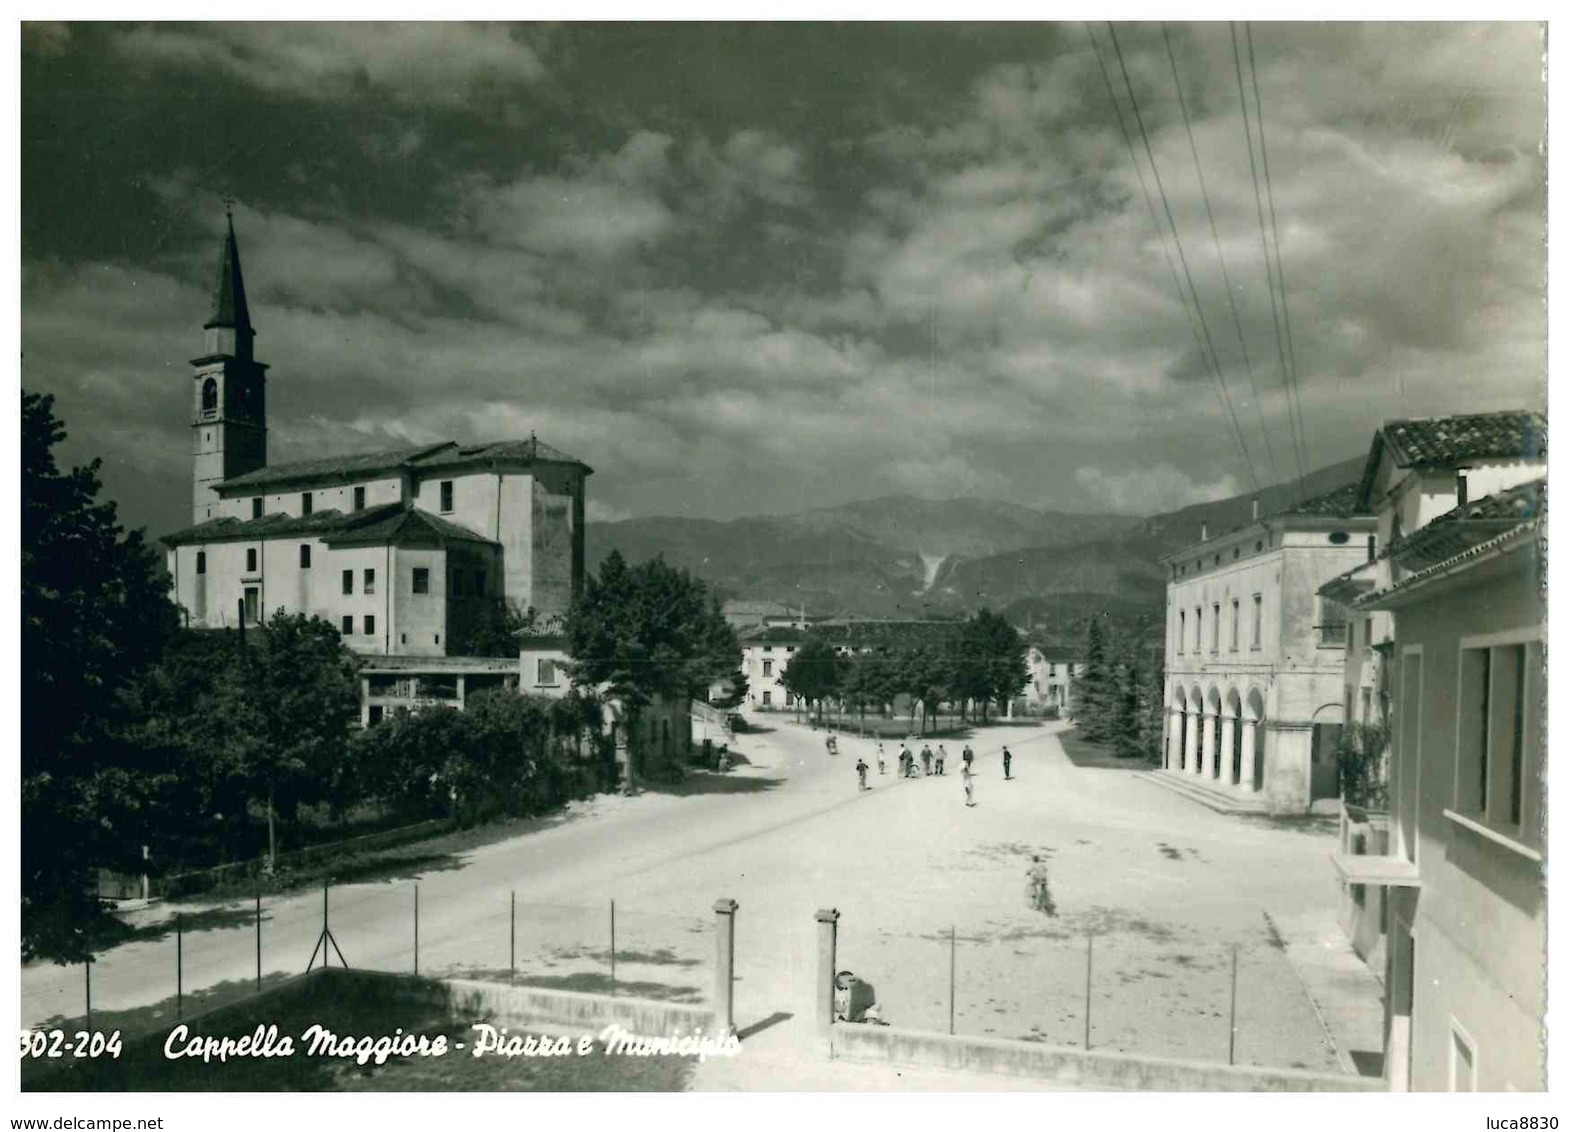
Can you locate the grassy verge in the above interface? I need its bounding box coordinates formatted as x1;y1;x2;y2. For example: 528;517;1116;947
1057;728;1155;770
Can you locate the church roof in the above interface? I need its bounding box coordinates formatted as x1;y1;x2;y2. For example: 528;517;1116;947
205;213;254;336
216;437;591;493
161;501;496;548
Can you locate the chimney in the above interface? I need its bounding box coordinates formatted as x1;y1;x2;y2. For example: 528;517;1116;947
1251;498;1261;521
1200;521;1209;542
1456;470;1469;509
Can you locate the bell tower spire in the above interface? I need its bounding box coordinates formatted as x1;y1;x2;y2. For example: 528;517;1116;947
190;204;268;524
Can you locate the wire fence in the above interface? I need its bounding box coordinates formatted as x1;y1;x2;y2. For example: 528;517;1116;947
837;921;1342;1073
20;884;716;1043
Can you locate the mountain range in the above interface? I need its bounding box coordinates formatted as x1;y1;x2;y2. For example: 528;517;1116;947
586;457;1365;646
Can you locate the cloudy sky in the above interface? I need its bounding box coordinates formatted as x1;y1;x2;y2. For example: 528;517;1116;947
20;21;1546;539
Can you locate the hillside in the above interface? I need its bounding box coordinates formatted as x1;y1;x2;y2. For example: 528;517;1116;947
585;457;1367;626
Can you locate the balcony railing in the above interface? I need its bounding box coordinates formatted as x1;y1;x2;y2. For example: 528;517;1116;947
1316;622;1349;648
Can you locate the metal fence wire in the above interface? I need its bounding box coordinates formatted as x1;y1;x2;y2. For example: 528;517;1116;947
20;882;718;1041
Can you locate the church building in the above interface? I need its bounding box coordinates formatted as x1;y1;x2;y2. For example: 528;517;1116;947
161;215;591;714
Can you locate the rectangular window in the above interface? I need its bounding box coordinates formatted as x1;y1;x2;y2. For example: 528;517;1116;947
762;660;773;677
412;567;430;594
1229;599;1239;652
368;705;384;726
452;570;464;597
1195;608;1203;654
1178;611;1186;655
196;551;207;575
341;615;354;635
1252;594;1263;649
1456;641;1532;838
354;486;366;511
1365;617;1374;653
1360;687;1373;726
299;544;311;569
537;658;558;686
302;492;313;516
246;547;258;573
363;568;376;596
342;569;353;595
251;497;262;519
364;614;376;637
1317;598;1349;647
440;480;454;512
762;690;772;707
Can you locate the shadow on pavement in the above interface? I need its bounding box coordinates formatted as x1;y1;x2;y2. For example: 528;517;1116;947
646;773;782;798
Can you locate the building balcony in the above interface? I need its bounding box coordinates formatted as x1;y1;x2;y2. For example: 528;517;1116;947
1330;851;1421;888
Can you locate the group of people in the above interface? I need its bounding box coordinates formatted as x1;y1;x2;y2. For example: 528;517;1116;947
850;736;1015;809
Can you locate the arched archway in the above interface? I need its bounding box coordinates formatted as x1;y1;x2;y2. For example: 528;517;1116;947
1245;688;1266;792
1171;686;1188;771
201;377;218;414
1187;684;1204;775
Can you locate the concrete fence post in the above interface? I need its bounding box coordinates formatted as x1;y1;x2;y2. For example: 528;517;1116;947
814;908;840;1051
713;898;739;1036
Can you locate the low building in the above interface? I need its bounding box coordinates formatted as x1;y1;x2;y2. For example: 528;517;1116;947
1023;648;1083;715
738;626;807;711
1159;489;1377;813
1333;474;1545;1090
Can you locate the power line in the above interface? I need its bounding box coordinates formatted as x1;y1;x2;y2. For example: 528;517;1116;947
1161;23;1281;487
1229;21;1307;488
1106;23;1262;494
1247;23;1313;486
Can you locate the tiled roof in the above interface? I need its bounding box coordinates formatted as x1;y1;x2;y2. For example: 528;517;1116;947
161;502;494;548
407;437;588;472
322;507;495;547
217;435;591;493
1384;479;1545;572
1275;483;1370;519
1356;519;1541;610
219;444;451;491
1380;410;1546;468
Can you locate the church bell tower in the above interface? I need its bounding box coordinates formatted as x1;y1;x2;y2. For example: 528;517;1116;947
191;207;268;524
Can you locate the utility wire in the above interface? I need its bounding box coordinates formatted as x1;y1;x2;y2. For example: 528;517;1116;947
1162;23;1281;487
1107;23;1261;494
1230;21;1307;489
1247;23;1313;489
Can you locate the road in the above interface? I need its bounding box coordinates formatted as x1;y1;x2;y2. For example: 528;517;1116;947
22;715;1356;1076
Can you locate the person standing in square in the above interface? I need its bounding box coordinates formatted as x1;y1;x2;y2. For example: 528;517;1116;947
1002;746;1013;780
962;764;976;807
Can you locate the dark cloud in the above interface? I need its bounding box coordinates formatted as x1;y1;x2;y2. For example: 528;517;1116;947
20;21;1547;541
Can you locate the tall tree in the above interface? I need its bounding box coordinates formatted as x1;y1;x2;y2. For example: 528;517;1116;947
564;550;738;788
780;634;843;724
22;391;180;962
1075;617;1116;743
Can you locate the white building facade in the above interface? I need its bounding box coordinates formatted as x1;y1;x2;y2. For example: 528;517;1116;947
1160;492;1377;814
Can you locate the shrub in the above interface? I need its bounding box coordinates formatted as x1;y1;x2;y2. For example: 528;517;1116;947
1336;722;1391;811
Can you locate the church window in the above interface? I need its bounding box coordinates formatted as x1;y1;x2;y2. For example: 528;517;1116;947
201;378;217;415
363;568;376;595
354;486;366;511
196;551;206;575
439;481;454;512
364;615;376;636
302;492;313;516
412;568;430;594
246;548;258;572
299;544;311;569
341;615;354;635
252;497;263;519
342;569;353;595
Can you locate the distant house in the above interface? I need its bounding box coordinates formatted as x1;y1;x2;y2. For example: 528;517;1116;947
1159;487;1377;813
1022;648;1083;715
737;626;808;710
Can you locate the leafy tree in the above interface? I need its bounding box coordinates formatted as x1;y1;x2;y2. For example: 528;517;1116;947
454;598;538;657
780;634;843;725
22;391;180;962
898;643;948;734
564;550;738;788
711;669;749;710
966;608;1028;723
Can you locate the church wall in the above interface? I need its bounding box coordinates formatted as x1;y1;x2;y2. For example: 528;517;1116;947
332;544;394;656
496;473;536;613
529;465;580;623
393;546;449;656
